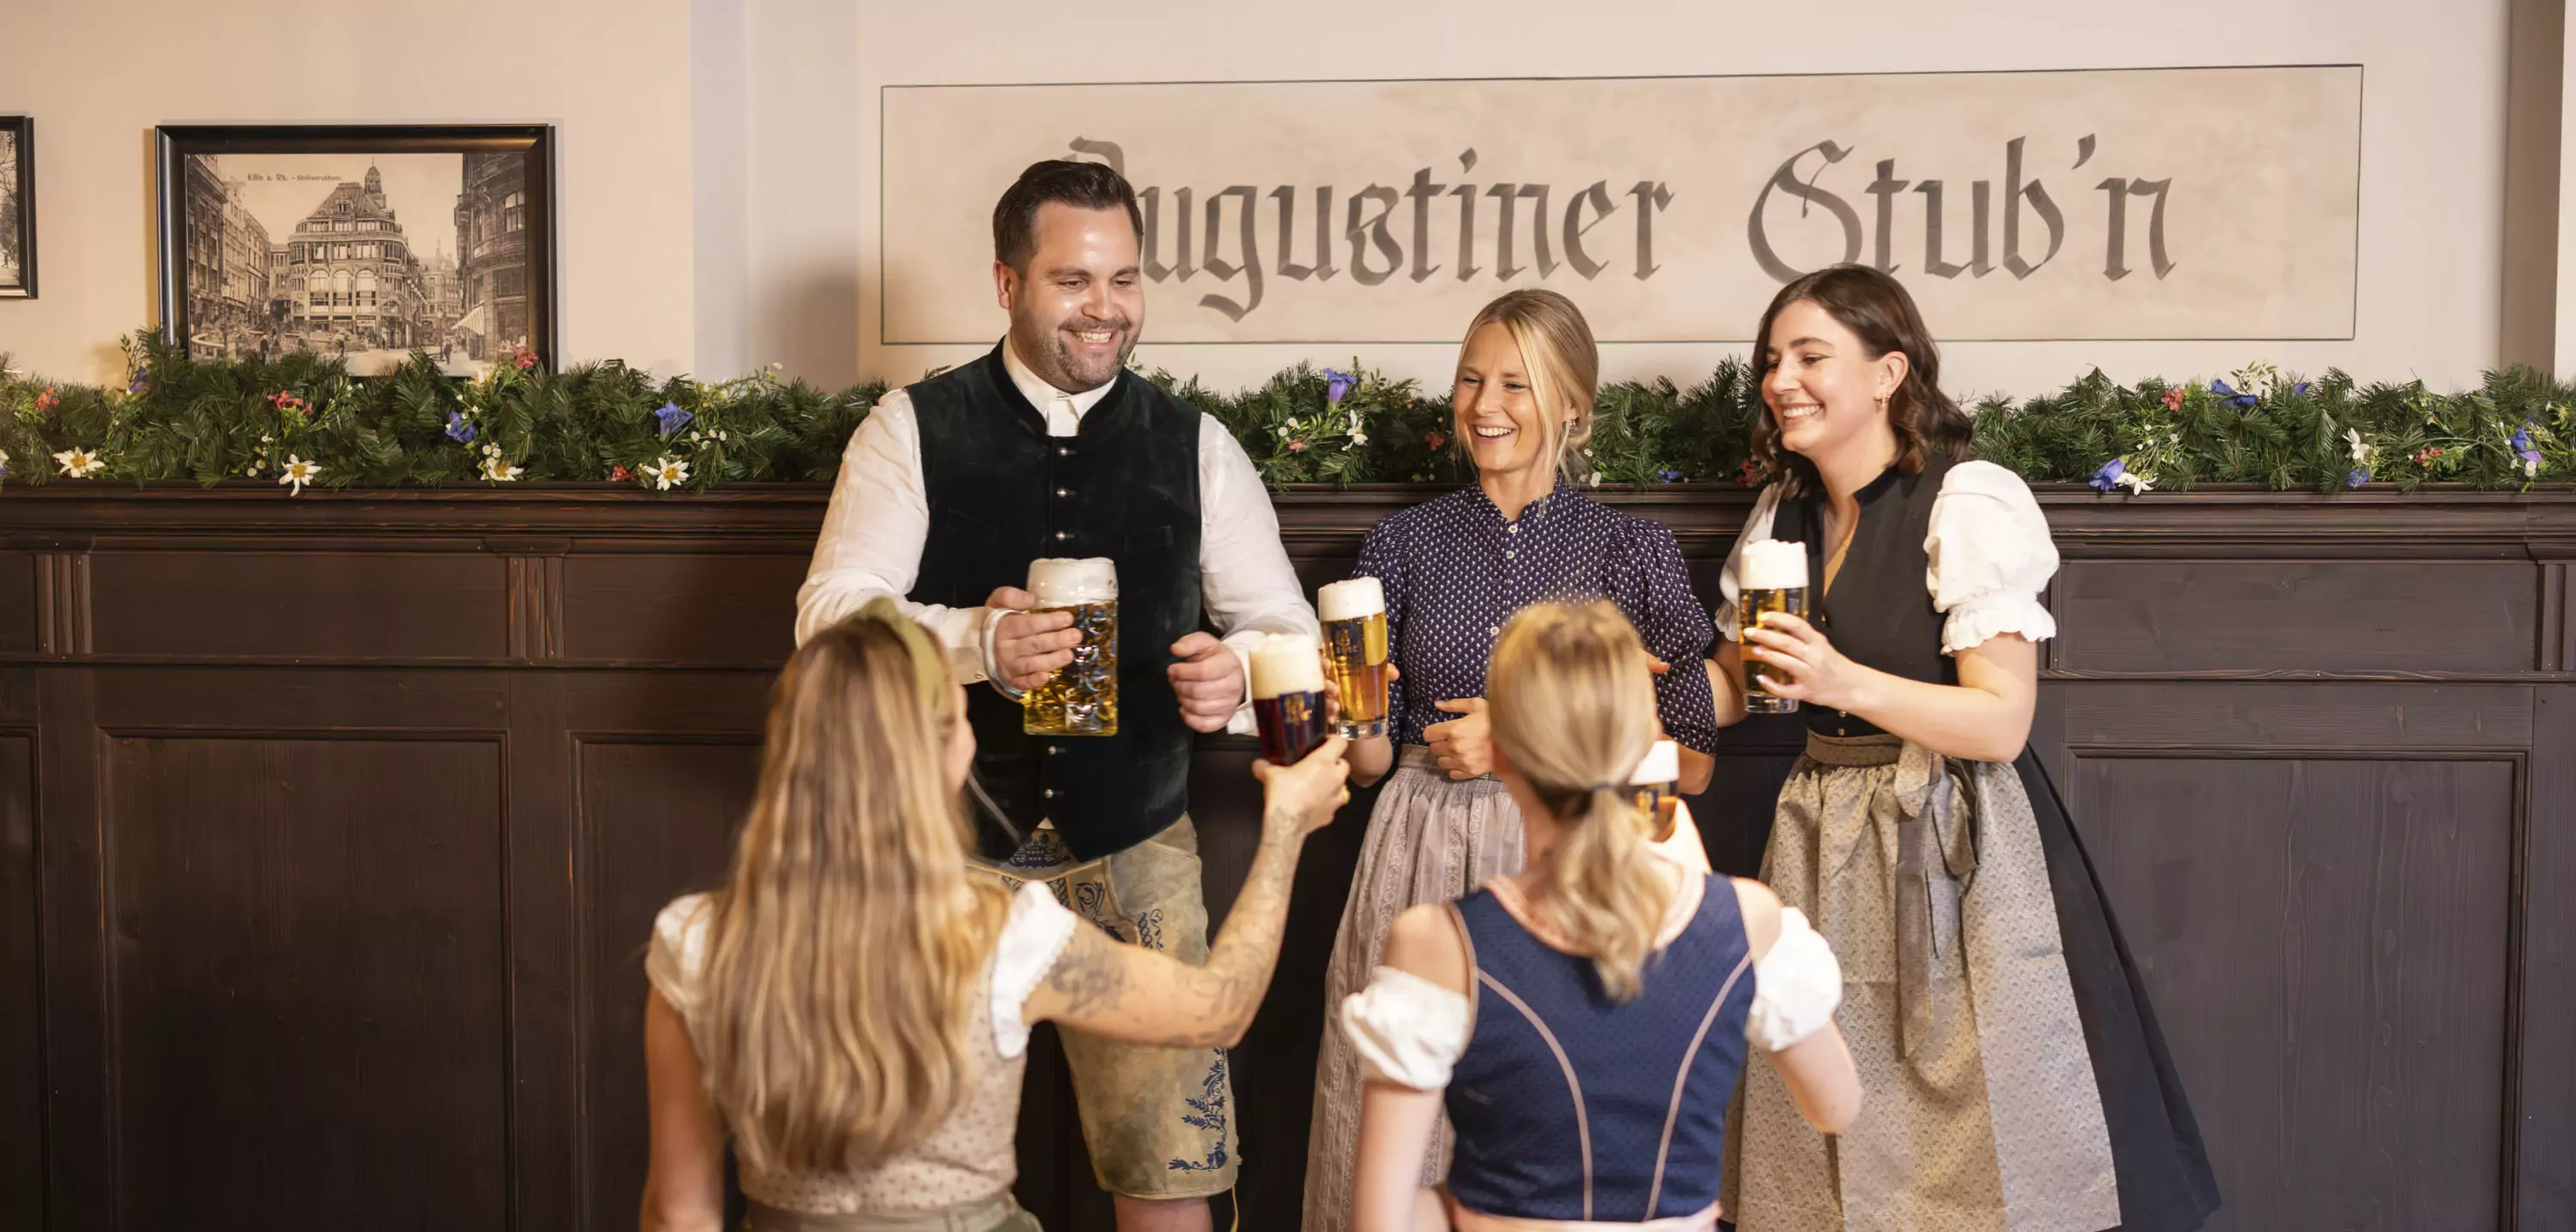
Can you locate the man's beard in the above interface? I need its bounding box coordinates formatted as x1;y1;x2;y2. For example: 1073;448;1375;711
1030;317;1134;391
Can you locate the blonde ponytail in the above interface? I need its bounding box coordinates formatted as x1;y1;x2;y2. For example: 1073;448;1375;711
1485;602;1673;1002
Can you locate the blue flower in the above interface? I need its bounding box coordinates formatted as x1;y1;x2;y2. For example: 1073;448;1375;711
2345;467;2370;488
2510;422;2535;453
1321;367;1356;407
444;411;477;444
2209;379;2257;408
1657;468;1686;483
2089;457;2128;493
654;402;692;437
2293;381;2312;397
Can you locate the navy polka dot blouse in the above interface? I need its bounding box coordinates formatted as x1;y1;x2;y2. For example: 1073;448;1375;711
1353;479;1722;753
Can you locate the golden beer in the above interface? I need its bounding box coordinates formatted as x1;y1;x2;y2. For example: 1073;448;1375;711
1023;558;1119;737
1629;738;1680;838
1737;539;1809;715
1317;577;1390;740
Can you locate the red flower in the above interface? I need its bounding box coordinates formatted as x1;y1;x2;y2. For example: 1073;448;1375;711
511;348;538;371
270;391;309;415
33;387;58;414
2161;387;2185;412
1736;458;1768;487
1288;438;1307;453
2414;446;2445;466
611;465;635;482
1425;430;1447;450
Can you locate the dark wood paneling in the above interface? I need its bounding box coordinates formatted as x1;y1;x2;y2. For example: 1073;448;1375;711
2521;687;2576;1229
3;489;2572;1231
86;551;507;660
577;738;761;1232
2074;752;2518;1232
0;553;33;656
2057;561;2537;675
0;733;39;1232
103;733;509;1229
560;554;803;665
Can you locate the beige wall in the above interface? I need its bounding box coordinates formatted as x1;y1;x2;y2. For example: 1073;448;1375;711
840;0;2510;399
0;0;2526;398
0;0;693;385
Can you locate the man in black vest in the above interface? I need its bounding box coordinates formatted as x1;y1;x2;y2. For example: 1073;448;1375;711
797;160;1319;1231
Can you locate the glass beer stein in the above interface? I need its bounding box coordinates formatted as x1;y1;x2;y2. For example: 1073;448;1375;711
1736;539;1808;714
1250;633;1330;765
1316;576;1390;740
1022;557;1118;737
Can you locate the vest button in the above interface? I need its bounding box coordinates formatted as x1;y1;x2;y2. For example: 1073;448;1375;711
1042;788;1058;799
1053;531;1069;542
1055;446;1072;457
1055;488;1071;498
1048;744;1062;756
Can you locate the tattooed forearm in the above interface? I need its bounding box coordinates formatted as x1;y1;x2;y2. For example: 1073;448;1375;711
1035;810;1315;1047
1187;811;1308;1040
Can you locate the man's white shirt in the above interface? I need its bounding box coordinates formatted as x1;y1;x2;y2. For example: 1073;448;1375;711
794;342;1319;735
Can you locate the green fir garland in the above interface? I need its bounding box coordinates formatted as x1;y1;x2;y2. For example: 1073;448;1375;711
0;333;2568;495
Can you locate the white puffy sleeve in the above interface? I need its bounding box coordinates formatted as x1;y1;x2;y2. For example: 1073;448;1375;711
1746;907;1844;1052
1926;461;2061;654
989;882;1080;1059
1339;966;1473;1091
645;893;714;1029
1713;483;1787;641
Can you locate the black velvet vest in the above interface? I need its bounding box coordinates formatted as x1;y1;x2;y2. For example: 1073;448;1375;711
1769;455;1956;738
908;347;1204;861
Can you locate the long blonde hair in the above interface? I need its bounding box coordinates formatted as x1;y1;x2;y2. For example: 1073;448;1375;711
1485;601;1671;1001
1460;288;1602;482
694;610;1008;1175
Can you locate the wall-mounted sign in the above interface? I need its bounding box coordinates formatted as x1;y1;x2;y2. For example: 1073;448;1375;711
881;67;2360;344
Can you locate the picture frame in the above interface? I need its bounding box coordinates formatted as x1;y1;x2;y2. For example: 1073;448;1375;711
0;116;33;300
155;124;555;376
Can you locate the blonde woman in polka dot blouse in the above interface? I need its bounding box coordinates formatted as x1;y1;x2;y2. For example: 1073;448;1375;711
1301;290;1725;1232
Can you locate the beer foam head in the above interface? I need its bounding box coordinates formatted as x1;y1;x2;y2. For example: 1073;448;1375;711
1317;576;1386;622
1738;539;1808;591
1249;634;1327;699
1628;738;1680;786
1026;557;1117;604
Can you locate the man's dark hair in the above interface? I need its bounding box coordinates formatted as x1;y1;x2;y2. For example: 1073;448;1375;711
992;160;1145;273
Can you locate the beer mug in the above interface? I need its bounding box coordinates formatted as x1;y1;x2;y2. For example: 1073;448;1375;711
1628;738;1680;833
1250;633;1330;765
1022;557;1119;737
1317;577;1391;740
1736;539;1809;714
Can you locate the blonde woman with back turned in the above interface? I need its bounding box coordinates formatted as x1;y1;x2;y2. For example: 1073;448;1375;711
1346;601;1860;1232
641;599;1351;1232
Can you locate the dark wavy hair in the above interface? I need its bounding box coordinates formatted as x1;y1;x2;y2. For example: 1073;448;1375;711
991;160;1144;273
1748;264;1972;498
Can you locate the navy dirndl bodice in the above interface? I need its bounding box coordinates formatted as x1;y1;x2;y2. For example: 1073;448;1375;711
1444;875;1756;1223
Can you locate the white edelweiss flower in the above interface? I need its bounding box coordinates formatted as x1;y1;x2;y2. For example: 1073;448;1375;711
647;456;690;491
2344;426;2373;464
1351;430;1368;446
53;447;105;478
481;455;525;482
278;454;321;495
2114;470;2154;495
2525;457;2542;478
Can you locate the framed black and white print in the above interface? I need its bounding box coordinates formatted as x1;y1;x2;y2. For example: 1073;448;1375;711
0;116;33;300
155;124;554;376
